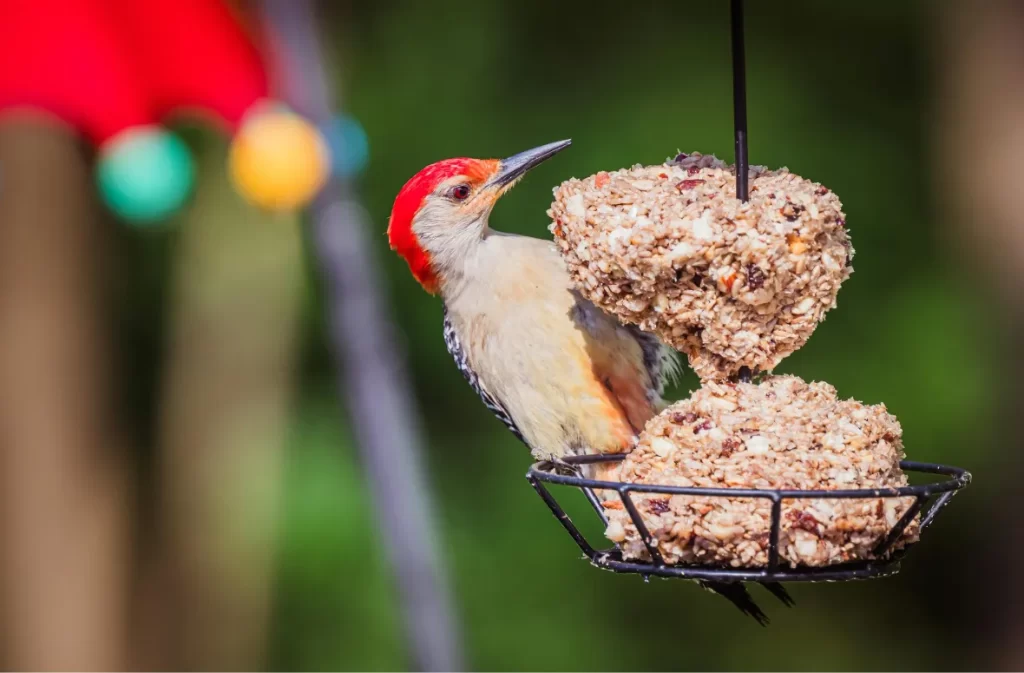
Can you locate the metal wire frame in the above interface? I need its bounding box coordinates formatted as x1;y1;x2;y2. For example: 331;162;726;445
527;454;971;583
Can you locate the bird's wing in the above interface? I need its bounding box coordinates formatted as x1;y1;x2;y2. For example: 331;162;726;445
625;325;682;402
570;295;679;430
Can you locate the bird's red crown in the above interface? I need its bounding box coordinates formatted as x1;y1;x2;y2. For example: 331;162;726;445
388;157;497;294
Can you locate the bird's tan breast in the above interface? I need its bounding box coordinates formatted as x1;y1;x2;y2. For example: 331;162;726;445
445;236;657;458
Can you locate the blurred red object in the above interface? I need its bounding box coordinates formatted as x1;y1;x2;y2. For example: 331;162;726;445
0;0;270;144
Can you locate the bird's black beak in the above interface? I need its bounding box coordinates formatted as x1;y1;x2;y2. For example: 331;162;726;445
488;139;572;189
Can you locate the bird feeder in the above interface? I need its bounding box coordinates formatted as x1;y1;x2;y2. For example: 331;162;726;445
527;0;971;610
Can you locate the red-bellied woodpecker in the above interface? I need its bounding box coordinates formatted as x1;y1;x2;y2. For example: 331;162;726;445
388;140;677;465
388;140;792;623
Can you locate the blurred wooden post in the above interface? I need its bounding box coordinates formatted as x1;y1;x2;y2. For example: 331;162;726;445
0;120;130;670
933;1;1024;667
145;134;303;670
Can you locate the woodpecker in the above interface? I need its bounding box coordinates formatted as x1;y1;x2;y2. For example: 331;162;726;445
387;139;792;624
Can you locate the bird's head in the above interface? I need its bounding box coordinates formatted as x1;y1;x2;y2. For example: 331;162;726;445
388;139;571;294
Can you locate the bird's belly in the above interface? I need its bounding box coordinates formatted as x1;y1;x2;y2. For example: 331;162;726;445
489;336;650;459
445;290;658;460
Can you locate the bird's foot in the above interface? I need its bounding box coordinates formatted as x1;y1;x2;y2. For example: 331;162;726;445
546;456;581;477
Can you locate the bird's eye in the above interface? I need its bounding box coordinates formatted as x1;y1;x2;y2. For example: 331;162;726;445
450;184;471;201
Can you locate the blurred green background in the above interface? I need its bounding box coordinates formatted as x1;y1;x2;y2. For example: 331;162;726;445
2;0;1019;671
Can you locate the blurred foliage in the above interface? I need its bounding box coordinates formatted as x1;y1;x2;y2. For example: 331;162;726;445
113;0;999;669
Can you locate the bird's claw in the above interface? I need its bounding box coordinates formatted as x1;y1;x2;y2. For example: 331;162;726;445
546;456;581;477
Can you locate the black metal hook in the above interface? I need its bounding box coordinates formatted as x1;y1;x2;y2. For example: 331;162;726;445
731;0;749;202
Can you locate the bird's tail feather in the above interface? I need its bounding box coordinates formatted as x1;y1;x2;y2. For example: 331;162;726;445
699;581;770;626
761;581;795;608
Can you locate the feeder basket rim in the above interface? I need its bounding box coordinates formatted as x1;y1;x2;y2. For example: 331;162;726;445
527;455;972;500
525;454;971;583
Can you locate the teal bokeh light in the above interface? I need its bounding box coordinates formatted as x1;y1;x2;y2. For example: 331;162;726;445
325;115;369;179
96;126;194;224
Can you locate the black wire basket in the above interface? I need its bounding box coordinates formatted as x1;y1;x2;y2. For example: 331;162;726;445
527;453;971;583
